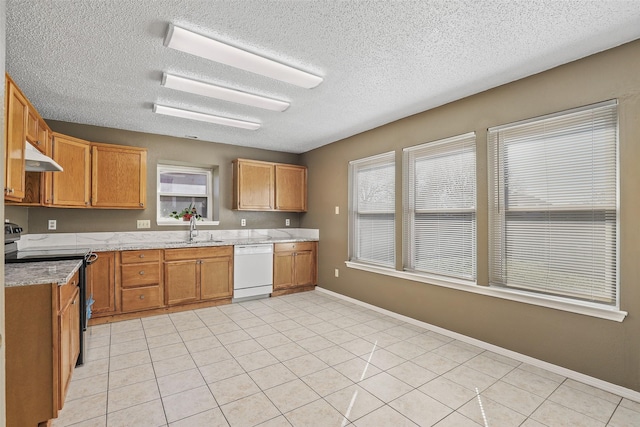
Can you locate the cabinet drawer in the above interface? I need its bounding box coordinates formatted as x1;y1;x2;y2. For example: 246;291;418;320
274;242;315;253
121;286;162;312
121;263;160;288
164;246;233;261
58;270;80;310
121;250;161;264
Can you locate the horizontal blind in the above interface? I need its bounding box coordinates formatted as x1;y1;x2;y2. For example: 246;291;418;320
349;152;395;267
488;101;618;305
404;132;476;280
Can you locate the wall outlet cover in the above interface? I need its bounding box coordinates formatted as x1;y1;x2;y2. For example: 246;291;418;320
48;219;56;230
241;219;246;226
285;219;290;226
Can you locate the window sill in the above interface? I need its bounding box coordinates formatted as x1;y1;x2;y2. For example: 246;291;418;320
157;220;220;226
345;261;627;322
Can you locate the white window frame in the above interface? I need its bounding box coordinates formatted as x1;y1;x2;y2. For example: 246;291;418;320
157;163;220;226
403;132;476;283
488;100;619;309
348;151;396;268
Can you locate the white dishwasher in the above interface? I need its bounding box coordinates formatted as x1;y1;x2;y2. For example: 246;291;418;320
233;244;274;302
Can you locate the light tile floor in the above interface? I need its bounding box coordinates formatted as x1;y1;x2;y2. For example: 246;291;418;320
53;291;640;427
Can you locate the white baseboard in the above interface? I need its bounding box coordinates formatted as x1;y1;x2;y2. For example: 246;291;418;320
315;286;640;404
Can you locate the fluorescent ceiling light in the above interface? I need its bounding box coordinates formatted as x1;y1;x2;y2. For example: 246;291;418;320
162;73;290;112
153;104;260;130
164;24;323;89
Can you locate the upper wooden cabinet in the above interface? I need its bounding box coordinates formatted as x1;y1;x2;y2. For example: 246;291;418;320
275;164;307;211
5;75;28;201
233;158;274;210
232;158;307;212
47;133;147;209
91;142;147;208
51;133;92;207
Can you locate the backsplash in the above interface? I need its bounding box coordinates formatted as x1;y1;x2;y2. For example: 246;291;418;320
17;228;319;250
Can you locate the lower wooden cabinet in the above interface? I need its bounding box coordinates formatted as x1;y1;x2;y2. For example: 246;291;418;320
273;242;317;294
164;246;233;306
6;271;80;426
120;249;163;313
88;251;116;317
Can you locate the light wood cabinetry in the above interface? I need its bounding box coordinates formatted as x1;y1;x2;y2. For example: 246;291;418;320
4;74;147;208
6;271;80;426
88;252;117;317
273;241;317;295
233;159;274;210
164;246;233;306
51;132;91;207
232;158;307;212
120;249;163;312
275;164;307;211
91;142;147;208
59;272;80;406
4;74;28;201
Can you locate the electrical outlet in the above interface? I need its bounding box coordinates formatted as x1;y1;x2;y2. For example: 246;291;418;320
335;206;340;215
137;220;150;229
48;219;56;230
241;218;246;227
335;268;339;277
285;218;290;226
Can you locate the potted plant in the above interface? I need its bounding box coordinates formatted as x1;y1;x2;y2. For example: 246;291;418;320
170;204;202;221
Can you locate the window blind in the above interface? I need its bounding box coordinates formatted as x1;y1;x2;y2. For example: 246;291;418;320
488;100;618;305
349;152;395;267
404;132;476;281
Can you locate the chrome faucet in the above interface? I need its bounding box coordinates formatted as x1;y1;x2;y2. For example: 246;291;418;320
189;212;198;243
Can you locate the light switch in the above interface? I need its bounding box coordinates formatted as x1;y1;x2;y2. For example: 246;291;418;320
335;206;340;215
137;220;150;229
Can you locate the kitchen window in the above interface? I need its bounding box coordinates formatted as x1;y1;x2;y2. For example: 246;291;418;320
349;152;395;268
488;100;618;306
157;163;220;225
404;132;476;282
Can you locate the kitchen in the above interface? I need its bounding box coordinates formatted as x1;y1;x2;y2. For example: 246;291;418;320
3;1;640;426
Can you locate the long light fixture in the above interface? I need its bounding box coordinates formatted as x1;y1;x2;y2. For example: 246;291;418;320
161;73;290;112
164;24;323;89
153;104;260;130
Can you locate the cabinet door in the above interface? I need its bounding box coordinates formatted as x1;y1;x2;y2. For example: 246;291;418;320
275;164;307;212
25;107;38;144
59;286;79;408
91;143;147;208
294;250;315;286
273;252;295;290
233;159;274;210
165;260;199;305
200;256;233;300
52;133;91;207
5;78;27;201
88;252;116;316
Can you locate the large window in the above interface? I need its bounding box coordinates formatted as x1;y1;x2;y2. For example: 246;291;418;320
404;132;476;281
349;152;395;267
157;164;219;225
488;100;618;306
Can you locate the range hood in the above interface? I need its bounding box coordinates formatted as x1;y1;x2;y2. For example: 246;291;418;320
24;142;63;172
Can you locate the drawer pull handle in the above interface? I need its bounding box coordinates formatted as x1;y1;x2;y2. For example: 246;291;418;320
139;295;145;300
139;270;145;275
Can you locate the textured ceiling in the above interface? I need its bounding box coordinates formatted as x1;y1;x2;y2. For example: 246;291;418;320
6;1;640;154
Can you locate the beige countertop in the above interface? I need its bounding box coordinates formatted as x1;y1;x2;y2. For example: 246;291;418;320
5;260;83;287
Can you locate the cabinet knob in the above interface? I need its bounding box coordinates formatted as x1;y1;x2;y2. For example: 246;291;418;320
139;270;145;275
36;140;41;145
139;254;145;258
139;203;144;207
72;299;77;305
139;295;145;300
